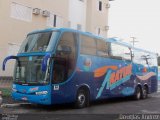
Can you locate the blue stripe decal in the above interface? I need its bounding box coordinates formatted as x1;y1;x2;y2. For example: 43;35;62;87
96;70;112;99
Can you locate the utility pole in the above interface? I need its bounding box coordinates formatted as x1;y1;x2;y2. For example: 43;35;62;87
130;37;138;47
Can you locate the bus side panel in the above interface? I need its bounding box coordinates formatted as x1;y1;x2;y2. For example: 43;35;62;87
51;74;78;104
51;71;96;104
51;55;158;105
150;76;158;93
133;63;158;94
75;71;96;101
77;55;135;100
150;67;158;93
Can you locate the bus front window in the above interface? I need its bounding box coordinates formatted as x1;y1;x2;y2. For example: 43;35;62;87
14;56;50;85
19;31;58;53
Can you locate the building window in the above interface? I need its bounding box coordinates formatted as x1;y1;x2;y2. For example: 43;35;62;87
98;28;101;35
53;15;57;27
99;1;102;11
77;24;82;30
47;13;63;28
11;2;32;22
95;27;101;35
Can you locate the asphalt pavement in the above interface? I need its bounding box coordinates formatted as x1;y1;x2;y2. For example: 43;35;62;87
0;83;160;120
1;92;160;114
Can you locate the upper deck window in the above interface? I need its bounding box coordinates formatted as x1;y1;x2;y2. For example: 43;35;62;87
80;35;97;55
80;34;109;57
133;51;157;66
96;38;109;57
111;43;131;60
19;31;58;53
133;51;147;65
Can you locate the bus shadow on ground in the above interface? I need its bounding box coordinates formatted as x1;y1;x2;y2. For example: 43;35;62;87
92;95;152;106
16;95;152;112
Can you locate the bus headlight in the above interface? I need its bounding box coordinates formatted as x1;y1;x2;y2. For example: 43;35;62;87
35;91;48;95
12;88;17;92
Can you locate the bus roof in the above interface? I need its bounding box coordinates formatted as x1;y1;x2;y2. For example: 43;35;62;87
28;28;105;40
28;28;157;56
107;38;157;55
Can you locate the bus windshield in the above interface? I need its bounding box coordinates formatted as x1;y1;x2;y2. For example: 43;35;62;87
14;56;50;85
19;31;58;53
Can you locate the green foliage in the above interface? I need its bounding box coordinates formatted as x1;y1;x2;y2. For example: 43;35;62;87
0;88;11;97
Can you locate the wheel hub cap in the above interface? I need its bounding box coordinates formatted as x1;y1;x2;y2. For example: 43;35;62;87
78;94;85;105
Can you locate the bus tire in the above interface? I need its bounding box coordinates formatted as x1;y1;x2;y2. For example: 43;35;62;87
141;86;148;99
75;89;89;109
133;86;141;100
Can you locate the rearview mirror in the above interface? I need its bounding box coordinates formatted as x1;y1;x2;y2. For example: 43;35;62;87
2;56;18;71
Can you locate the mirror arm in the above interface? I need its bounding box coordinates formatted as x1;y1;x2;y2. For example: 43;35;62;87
2;56;18;71
41;53;52;72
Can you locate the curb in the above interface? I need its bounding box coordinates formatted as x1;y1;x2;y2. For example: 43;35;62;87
1;103;31;108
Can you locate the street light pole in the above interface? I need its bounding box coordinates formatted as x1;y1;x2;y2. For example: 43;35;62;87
130;37;138;47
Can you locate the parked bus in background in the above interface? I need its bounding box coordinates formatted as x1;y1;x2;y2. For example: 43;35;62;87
2;28;158;108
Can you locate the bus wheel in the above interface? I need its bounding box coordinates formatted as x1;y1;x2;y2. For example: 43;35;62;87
133;86;141;100
75;89;89;109
141;86;148;99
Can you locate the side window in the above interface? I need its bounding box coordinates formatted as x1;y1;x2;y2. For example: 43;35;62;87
111;43;131;60
52;32;77;83
96;39;109;57
80;35;97;55
123;47;132;60
133;51;148;65
147;54;158;66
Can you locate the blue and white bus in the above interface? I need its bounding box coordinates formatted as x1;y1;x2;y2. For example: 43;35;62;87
2;28;158;108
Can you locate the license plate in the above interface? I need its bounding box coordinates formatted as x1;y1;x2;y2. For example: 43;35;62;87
22;97;28;101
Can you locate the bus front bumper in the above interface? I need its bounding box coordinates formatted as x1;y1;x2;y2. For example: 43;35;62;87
12;91;51;105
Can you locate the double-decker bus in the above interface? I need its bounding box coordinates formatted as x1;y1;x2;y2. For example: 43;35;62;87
2;28;158;108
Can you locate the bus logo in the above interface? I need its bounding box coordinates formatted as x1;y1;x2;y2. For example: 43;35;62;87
96;64;132;99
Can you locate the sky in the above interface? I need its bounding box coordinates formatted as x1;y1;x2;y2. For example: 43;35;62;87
108;0;160;54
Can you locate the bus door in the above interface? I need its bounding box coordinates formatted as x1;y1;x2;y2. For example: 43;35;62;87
109;43;132;96
51;32;77;103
